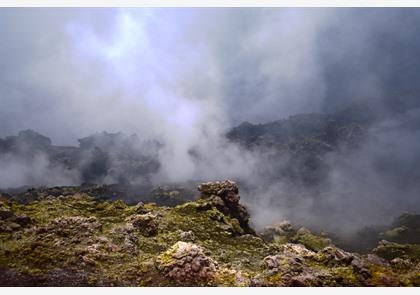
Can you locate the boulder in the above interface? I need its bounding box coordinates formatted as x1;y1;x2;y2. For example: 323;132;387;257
315;246;354;265
260;220;295;243
125;212;159;237
157;241;218;286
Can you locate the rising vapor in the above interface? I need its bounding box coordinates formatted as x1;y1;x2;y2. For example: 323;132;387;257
1;8;420;236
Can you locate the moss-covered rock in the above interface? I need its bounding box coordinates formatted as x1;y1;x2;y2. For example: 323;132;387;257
315;246;354;266
197;180;255;235
291;227;331;252
125;212;158;237
373;240;420;261
156;241;218;286
260;220;296;244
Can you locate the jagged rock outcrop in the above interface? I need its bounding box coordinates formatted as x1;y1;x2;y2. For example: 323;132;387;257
226;106;371;188
0;130;161;187
197;180;254;235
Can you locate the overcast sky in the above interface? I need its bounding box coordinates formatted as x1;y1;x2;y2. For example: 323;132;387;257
1;8;420;145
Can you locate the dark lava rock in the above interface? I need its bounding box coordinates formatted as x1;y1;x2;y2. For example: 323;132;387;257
198;180;255;235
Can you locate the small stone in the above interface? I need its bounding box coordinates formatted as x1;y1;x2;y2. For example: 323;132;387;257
177;230;195;242
8;222;21;230
14;214;32;227
0;209;14;220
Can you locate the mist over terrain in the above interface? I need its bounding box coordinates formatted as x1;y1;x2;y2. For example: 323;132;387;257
1;8;420;237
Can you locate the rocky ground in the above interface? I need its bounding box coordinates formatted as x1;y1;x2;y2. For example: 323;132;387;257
0;180;419;286
1;182;196;207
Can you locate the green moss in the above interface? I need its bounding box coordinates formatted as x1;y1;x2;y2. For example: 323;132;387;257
328;267;359;286
264;272;283;286
367;264;398;286
1;192;419;286
373;241;420;260
292;228;331;252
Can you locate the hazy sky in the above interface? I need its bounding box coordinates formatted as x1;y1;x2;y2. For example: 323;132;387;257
1;8;420;145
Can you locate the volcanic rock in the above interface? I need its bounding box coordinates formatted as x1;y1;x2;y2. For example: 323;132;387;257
156;241;218;286
197;180;254;234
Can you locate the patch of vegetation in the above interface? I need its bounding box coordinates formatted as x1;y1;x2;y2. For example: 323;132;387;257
0;181;419;286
